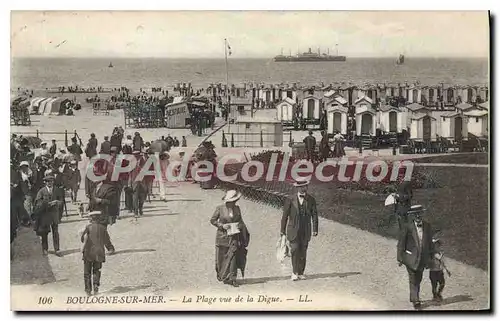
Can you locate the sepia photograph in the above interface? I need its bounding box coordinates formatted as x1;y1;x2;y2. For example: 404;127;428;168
9;10;490;311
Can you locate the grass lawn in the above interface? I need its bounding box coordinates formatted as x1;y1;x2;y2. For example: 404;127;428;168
224;153;489;270
412;152;488;165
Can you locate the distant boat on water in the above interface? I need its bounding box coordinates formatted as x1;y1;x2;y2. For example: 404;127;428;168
396;54;405;65
108;62;113;68
274;45;347;62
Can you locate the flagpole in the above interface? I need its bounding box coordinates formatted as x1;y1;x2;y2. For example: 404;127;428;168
224;38;230;128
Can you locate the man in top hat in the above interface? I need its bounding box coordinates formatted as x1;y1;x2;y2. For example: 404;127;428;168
303;131;316;162
33;174;65;256
397;204;434;309
280;178;319;281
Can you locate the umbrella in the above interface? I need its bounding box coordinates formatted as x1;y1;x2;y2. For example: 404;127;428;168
384;193;397;206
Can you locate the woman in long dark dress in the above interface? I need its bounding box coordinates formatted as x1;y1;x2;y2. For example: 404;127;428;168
210;190;250;287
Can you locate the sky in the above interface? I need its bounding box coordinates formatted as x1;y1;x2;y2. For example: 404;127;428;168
10;11;490;58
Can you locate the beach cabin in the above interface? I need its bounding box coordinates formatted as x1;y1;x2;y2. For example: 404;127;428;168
442;85;458;106
257;87;279;105
439;111;468;140
164;99;190;128
478;86;489;102
378;105;403;133
301;92;322;124
464;109;488;137
326;105;348;135
231;84;248;98
479;101;489;110
228;117;284;147
420;85;441;107
229;97;253;121
354;96;377;136
353;86;377;102
275;97;297;125
406;85;422;104
385;84;398;98
410;113;437;141
336;86;354;105
460;86;479;104
280;88;297;102
455;102;475;113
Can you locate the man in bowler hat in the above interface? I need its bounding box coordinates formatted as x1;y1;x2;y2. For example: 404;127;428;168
397;205;434;309
280;178;318;281
33;174;64;256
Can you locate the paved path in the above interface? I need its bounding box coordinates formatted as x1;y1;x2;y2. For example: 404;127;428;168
414;163;488;168
11;183;489;311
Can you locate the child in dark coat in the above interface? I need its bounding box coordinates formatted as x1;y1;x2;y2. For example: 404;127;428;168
429;235;451;302
80;210;113;296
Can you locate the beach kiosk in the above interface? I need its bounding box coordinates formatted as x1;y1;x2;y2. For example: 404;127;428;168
226;117;283;148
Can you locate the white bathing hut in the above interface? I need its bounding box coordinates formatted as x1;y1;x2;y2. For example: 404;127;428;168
410;113;437;141
275;97;297;125
378;104;403;133
354;96;377;136
464;109;488;137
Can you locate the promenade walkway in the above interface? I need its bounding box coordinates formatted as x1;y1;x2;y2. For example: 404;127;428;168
11;183;488;311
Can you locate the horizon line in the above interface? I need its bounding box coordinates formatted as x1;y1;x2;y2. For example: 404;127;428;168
11;55;489;59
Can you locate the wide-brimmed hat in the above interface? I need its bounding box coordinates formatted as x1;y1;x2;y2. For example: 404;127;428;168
19;161;30;167
86;210;104;217
222;190;242;203
44;174;55;181
293;178;310;187
407;205;425;215
40;141;47;146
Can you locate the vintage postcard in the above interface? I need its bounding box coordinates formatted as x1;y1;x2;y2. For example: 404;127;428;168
10;11;489;311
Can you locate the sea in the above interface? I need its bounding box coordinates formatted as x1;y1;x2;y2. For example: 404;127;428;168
11;57;489;91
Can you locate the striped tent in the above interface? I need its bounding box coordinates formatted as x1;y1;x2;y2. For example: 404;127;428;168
29;97;50;114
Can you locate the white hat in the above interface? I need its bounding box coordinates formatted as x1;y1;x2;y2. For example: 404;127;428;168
293;177;310;187
222;190;242;203
86;210;104;217
40;141;47;145
408;204;425;214
19;161;30;167
70;160;77;165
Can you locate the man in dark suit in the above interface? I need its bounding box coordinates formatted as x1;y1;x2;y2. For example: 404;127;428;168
397;205;434;309
280;178;319;281
33;174;64;256
100;136;111;155
303;131;316;162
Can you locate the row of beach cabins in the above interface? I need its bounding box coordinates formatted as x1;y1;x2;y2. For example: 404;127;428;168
211;82;489;142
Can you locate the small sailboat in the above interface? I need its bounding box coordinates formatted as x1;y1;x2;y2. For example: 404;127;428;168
108;62;113;68
396;54;404;65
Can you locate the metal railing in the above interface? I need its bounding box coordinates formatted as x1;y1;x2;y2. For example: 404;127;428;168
10;129;82;146
221;130;292;148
